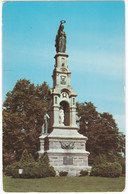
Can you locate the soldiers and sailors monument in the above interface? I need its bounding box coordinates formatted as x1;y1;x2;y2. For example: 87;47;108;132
38;20;91;176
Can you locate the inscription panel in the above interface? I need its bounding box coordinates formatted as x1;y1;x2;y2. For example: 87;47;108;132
63;156;73;165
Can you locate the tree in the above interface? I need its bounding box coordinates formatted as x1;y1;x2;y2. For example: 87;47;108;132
77;102;125;165
3;80;125;170
3;79;50;168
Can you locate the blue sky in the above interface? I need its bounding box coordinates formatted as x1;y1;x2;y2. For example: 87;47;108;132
2;1;125;133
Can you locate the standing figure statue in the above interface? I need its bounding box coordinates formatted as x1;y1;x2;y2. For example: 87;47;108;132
59;107;64;125
76;112;81;129
42;113;50;134
55;20;66;53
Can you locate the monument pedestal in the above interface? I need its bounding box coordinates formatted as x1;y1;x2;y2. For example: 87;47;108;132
39;127;91;176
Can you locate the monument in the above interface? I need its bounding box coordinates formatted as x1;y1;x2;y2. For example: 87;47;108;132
38;21;91;176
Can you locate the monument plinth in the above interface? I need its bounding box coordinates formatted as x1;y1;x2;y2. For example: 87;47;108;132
38;21;91;176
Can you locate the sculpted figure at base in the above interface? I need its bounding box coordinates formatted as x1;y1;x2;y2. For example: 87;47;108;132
42;113;50;134
76;112;81;128
55;20;66;53
59;107;64;125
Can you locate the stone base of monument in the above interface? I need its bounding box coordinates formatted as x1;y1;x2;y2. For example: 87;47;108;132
47;153;90;176
39;127;91;176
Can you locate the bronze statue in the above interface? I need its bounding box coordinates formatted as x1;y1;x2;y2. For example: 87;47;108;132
55;20;66;53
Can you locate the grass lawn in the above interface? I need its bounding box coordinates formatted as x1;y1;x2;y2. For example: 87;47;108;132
3;176;125;192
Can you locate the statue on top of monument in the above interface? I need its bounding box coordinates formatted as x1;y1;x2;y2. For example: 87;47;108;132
55;20;66;53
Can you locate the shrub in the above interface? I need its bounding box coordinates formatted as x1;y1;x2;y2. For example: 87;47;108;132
5;162;21;177
19;162;40;178
93;154;107;166
100;162;122;178
37;153;56;177
118;157;125;174
20;149;35;163
5;161;39;178
106;152;125;174
91;162;122;178
90;166;100;176
48;166;56;177
59;171;68;176
5;150;56;178
80;170;88;176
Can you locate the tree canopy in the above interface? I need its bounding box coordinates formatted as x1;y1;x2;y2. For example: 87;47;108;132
77;102;125;164
3;79;125;168
3;79;50;167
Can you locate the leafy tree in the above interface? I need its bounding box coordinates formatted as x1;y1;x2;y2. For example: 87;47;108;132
77;102;125;165
3;79;125;172
3;79;50;168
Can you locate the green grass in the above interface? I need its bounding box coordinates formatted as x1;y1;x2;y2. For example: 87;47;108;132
3;176;125;192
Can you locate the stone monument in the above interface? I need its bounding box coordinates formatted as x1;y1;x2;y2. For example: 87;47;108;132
38;21;91;176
